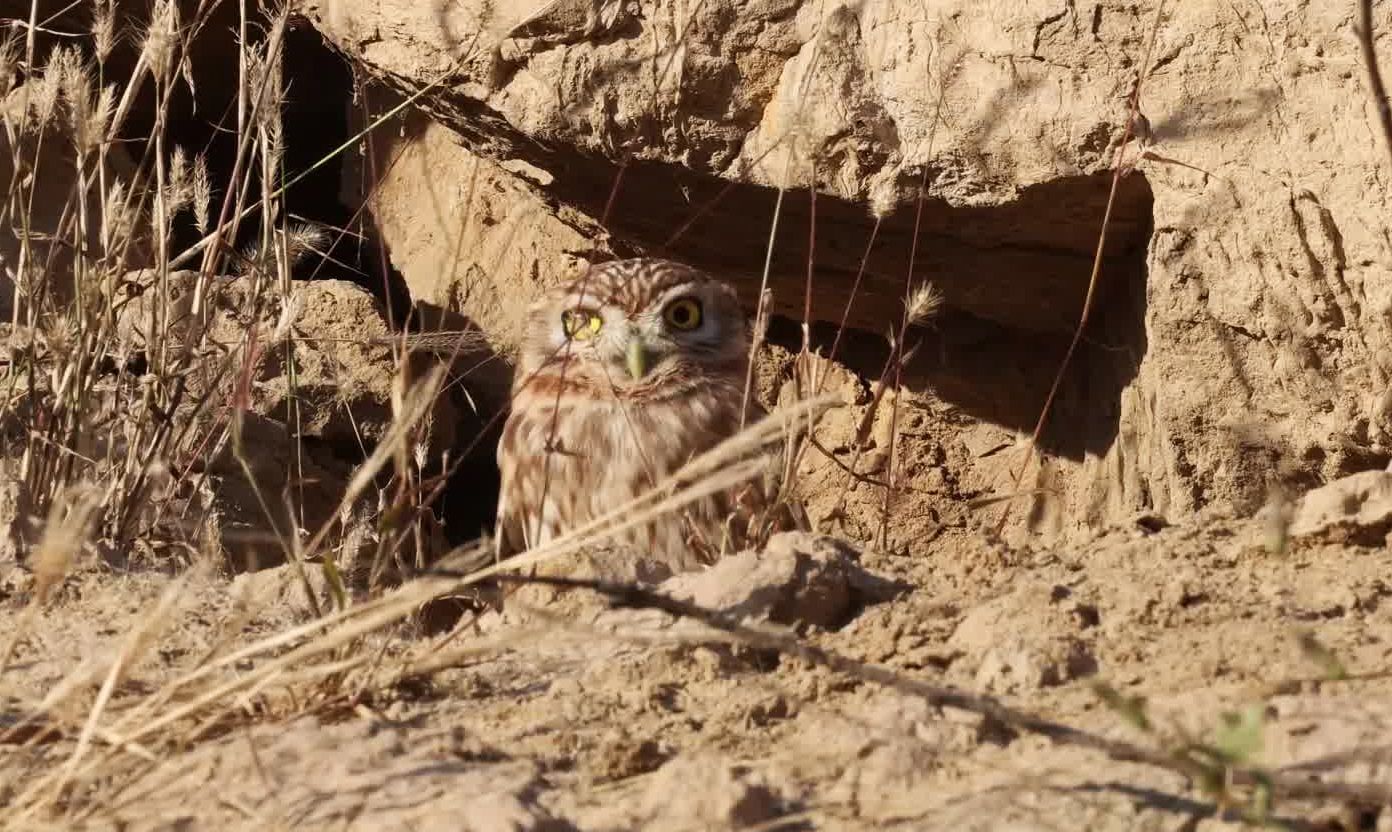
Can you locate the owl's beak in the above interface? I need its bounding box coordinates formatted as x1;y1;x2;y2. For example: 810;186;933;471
625;337;649;381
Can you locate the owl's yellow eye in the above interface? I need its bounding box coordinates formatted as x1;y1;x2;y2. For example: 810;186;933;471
663;297;703;331
561;309;604;340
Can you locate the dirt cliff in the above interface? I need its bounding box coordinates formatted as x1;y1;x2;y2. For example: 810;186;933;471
306;0;1392;544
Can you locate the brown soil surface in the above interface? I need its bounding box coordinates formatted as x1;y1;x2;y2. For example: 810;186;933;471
4;487;1390;830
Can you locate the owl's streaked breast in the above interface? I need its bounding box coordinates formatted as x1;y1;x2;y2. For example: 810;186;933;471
496;377;749;571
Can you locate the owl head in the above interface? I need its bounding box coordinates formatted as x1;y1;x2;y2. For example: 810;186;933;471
516;259;751;399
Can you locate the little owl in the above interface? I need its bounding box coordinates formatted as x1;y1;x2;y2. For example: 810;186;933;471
494;257;792;578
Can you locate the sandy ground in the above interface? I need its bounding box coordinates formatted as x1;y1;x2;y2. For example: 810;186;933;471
3;475;1391;831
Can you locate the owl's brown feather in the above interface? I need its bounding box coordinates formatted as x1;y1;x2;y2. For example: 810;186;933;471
493;258;794;579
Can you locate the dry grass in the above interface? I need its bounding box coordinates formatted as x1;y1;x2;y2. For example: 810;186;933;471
2;1;301;567
0;2;463;819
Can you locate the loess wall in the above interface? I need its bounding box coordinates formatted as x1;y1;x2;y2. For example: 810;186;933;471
303;1;1392;546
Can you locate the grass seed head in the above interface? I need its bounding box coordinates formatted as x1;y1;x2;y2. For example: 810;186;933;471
142;0;180;81
58;50;93;129
101;177;136;253
868;184;898;220
192;152;212;233
284;222;329;265
905;281;943;326
28;50;67;130
164;146;194;217
91;0;117;63
70;77;115;157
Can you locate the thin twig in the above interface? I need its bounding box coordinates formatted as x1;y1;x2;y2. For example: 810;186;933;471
801;170;817;356
1359;0;1392;172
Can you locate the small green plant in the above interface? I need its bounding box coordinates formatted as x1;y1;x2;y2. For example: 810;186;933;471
1095;681;1277;824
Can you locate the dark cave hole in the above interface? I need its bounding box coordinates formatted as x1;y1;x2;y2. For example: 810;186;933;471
368;304;508;548
557;156;1154;462
55;1;418;322
26;0;499;549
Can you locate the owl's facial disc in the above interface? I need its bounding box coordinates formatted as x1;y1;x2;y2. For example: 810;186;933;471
543;280;737;391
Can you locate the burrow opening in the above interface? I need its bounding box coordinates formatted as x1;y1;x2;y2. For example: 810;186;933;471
30;5;504;546
68;4;417;320
561;159;1155;463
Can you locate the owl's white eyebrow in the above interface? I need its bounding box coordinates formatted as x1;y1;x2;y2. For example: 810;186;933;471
655;284;703;305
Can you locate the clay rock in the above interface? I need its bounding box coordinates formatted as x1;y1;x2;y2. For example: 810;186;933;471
497;542;693;624
189;412;370;574
312;0;1150;340
498;532;891;629
635;753;779;830
341;105;615;356
114;270;462;456
305;1;1058;205
949;584;1099;694
662;531;893;630
229;556;338;615
1289;470;1392;545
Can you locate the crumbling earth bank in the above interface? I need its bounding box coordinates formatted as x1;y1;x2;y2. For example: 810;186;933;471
310;0;1392;543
